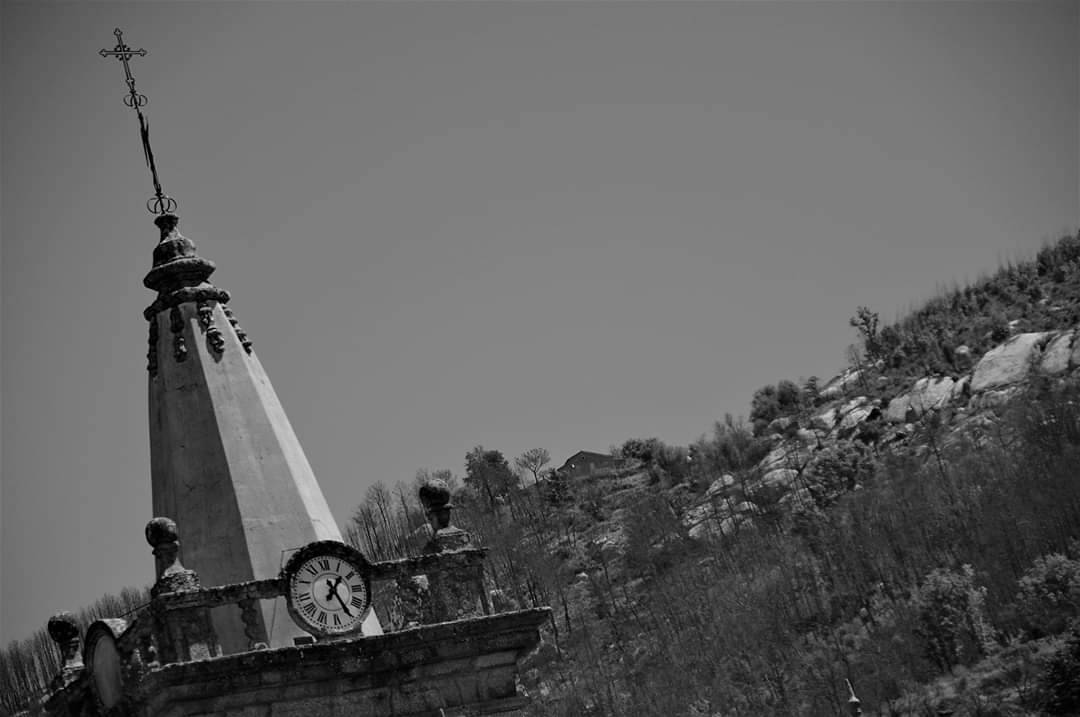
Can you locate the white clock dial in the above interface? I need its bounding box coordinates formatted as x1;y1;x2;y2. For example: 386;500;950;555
283;542;372;637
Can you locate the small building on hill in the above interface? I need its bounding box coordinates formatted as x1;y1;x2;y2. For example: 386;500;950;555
557;451;624;478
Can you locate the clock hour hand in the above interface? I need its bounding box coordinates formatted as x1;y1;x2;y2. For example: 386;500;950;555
326;576;352;617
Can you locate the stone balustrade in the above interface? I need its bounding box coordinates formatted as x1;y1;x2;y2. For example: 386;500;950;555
113;545;494;670
41;480;550;716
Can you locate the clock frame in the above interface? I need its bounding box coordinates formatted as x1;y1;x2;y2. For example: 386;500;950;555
281;540;373;638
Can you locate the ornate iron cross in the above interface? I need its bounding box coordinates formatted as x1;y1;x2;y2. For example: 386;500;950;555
100;28;177;215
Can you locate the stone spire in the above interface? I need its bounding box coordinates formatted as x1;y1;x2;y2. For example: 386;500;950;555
143;214;380;652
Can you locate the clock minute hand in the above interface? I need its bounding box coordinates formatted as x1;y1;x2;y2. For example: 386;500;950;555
332;587;353;617
327;576;352;617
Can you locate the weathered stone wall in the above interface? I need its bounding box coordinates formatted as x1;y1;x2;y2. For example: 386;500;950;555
131;610;548;717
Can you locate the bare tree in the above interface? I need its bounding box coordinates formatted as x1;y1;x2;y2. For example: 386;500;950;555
515;448;551;487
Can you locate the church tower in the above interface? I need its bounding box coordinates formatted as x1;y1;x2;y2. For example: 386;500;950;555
95;25;381;652
35;29;549;717
142;213;381;653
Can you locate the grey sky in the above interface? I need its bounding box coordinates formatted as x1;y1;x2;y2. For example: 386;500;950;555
2;1;1077;644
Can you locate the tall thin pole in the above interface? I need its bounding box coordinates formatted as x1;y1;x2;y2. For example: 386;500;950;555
100;28;177;215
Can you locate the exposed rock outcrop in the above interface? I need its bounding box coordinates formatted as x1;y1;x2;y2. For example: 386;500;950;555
760;468;798;488
759;440;813;473
950;376;971;404
820;369;862;400
1040;330;1074;374
970;332;1049;392
704;474;736;498
886;377;956;423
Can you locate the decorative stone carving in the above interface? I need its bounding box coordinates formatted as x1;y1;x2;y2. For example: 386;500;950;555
207;330;225;354
419;480;452;527
146;517;198;595
222;305;253;354
141;215;233;345
196;300;226;355
143;214;216;294
47;611;84;689
146;318;159;376
196;301;212;328
145;518;221;663
419;479;471;551
416;480;486;622
169;306;187;363
143;286;231;321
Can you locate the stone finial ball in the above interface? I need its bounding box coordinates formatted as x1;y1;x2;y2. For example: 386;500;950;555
47;612;79;644
145;516;179;547
418;479;453;513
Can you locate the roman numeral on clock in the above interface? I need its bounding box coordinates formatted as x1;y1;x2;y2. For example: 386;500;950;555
306;565;318;576
351;596;364;609
318;559;330;571
303;602;317;617
332;614;341;626
298;592;312;604
317;611;327;625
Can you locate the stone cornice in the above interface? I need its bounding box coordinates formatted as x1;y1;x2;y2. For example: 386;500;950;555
132;608;551;710
143;286;231;321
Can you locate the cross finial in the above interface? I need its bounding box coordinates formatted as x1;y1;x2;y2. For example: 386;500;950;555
100;28;177;215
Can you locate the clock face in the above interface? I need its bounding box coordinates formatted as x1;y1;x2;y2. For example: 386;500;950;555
284;543;372;637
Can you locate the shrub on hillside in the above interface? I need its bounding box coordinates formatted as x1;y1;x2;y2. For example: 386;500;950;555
1017;552;1080;637
575;479;606;522
913;565;996;671
543;469;574;505
803;441;879;509
654;444;689;484
618;437;664;464
710;416;771;473
618;438;689;485
749;379;805;435
850;306;884;362
838;232;1080;388
1039;621;1080;715
1012;379;1080;457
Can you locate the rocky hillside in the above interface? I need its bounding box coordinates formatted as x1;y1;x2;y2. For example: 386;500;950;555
497;231;1080;715
683;324;1080;548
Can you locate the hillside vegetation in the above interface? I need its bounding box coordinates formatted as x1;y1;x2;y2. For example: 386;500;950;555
344;231;1080;716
